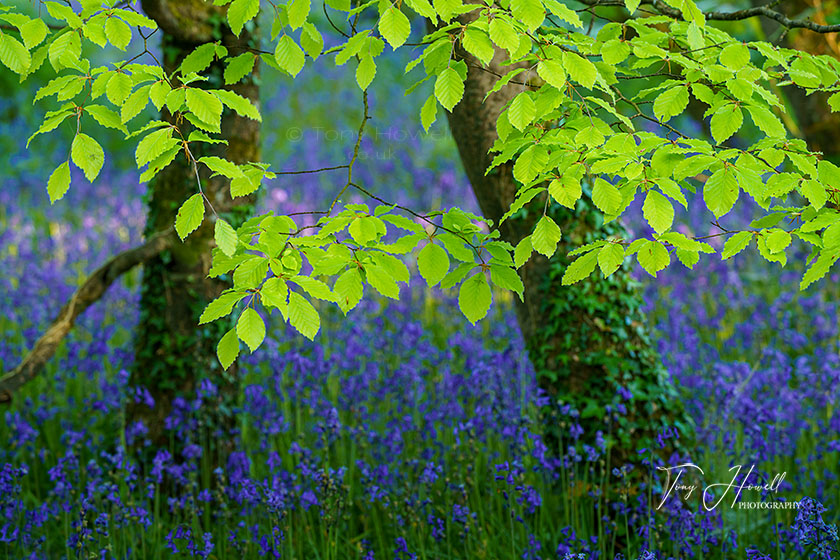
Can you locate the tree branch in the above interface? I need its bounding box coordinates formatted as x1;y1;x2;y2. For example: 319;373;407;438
578;0;840;33
0;229;177;404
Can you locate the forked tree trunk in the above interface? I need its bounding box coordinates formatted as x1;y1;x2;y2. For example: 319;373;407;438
127;1;259;451
437;15;687;452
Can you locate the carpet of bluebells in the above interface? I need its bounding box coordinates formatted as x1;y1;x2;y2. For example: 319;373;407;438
2;26;840;560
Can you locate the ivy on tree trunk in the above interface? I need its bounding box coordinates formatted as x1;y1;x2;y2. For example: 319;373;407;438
128;0;260;454
437;15;691;454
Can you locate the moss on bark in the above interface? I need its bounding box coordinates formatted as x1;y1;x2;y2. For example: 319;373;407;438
128;2;260;453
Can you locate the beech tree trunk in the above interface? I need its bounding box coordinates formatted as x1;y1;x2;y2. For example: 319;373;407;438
437;16;686;450
127;1;259;450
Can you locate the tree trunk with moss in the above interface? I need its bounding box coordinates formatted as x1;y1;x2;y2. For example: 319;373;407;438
127;0;259;451
439;17;688;453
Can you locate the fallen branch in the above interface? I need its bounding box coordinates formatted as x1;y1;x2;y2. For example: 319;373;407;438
0;228;176;404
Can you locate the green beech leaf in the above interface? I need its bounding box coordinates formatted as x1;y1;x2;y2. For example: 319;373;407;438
549;176;582;209
289;275;336;302
537;59;566;90
642;190;674;234
756;233;787;266
105;16;132;50
563;51;597;89
224;52;256;84
829;92;840;112
598;243;625;277
200;291;245;324
512;144;548;183
511;0;544;31
349;215;385;245
719;42;750;70
420;94;438;131
136;128;177;168
704;167;739;219
489;17;518;53
275;35;305;77
682;0;705;26
462;27;494;65
113;9;157;29
531;215;562;257
214;89;262;122
334;268;364;313
801;250;839;290
817;160;840;205
543;0;582;26
418;242;450;286
440;261;473;289
164;86;187;114
228;0;260;36
179;43;217;76
636;240;670;277
70;134;105;182
686;21;704;50
562;249;599;285
48;30;81;71
376;247;415;280
260;277;289;314
121;85;151;123
47;161;71;203
657;178;687;208
406;0;436;20
200;156;244;179
379;6;411;49
215;219;238;256
85;104;127;133
575;126;604;148
653;85;689;122
674;248;698;269
746;105;785;138
601;39;630;65
382;214;424;234
458;272;492;324
288;290;321;339
20;18;48;49
356;55;376;90
592;178;622;215
434;67;464;112
0;32;31;74
514;236;532;268
185;89;223;131
175;193;205;240
236;307;265;352
508;92;535;131
722;231;752;260
365;263;400;299
710;104;743;144
765;229;791;254
489;263;524;299
287;0;311;29
217;328;240;370
335;31;370;65
106;72;132;106
801;179;827;210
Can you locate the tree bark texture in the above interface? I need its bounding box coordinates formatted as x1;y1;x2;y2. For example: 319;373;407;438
128;0;260;450
435;13;688;452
